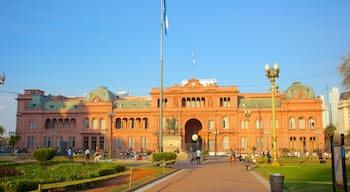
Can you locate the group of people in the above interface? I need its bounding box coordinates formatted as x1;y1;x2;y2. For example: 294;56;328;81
66;146;102;162
229;149;272;164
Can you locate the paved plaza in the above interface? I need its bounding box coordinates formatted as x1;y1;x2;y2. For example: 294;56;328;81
135;156;271;192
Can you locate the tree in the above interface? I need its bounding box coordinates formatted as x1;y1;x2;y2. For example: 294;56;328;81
338;51;350;91
324;124;337;152
9;135;21;156
166;117;178;134
0;125;5;136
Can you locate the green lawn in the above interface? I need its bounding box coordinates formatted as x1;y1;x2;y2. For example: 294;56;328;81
255;158;350;192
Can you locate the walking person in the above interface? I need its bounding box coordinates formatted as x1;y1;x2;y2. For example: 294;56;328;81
67;146;74;162
85;148;91;162
267;151;271;165
196;148;201;164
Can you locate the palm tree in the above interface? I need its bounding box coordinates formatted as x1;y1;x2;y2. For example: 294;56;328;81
338;51;350;91
0;125;5;136
9;135;21;156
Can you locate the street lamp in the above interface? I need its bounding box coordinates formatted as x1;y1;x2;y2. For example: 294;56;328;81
244;109;252;160
0;73;5;85
265;63;280;166
108;112;114;159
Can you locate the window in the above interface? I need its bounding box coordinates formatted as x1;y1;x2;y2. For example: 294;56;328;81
29;119;36;129
222;116;229;129
255;137;264;151
27;136;35;148
222;136;230;150
116;118;122;129
299;117;305;129
309;117;315;129
241;137;247;149
101;118;106;130
255;120;263;129
68;136;75;147
115;137;122;149
143;118;148;129
241;120;247;129
83;136;89;150
63;119;69;128
141;137;148;150
130;118;135;129
208;120;214;130
71;118;76;128
84;118;89;129
289;117;296;129
44;136;51;148
270;120;279;129
92;118;98;130
128;137;135;149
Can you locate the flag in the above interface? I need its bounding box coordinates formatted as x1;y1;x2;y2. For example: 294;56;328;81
163;0;168;35
192;49;195;66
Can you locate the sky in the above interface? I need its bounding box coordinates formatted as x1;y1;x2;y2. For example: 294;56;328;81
0;0;349;136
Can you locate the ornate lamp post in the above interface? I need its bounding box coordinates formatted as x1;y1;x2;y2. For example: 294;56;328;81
265;63;280;166
0;73;5;85
244;109;252;160
108;112;114;158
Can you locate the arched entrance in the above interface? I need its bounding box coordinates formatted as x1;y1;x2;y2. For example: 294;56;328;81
184;119;202;151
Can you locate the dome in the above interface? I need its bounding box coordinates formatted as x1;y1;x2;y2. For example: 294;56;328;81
84;86;116;102
284;82;315;99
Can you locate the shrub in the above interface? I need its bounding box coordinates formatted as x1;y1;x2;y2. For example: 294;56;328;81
33;148;56;162
152;152;177;162
0;167;22;178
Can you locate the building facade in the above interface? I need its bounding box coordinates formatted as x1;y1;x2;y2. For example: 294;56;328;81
338;92;350;135
15;79;324;156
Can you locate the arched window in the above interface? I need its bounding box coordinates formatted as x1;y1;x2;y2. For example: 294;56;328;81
84;118;89;129
92;118;98;130
222;116;229;129
130;118;135;129
299;117;305;129
143;118;148;129
63;119;69;128
289;117;296;129
100;118;106;130
182;98;186;107
116;118;122;129
45;119;51;129
71;118;76;128
309;117;315;129
52;119;57;129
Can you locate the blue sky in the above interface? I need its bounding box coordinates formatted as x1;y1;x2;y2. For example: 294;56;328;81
0;0;349;135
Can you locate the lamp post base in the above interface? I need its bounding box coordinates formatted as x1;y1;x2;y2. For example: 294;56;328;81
271;160;280;167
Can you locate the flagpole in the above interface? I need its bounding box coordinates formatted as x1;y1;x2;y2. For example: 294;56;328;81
159;0;164;152
192;49;195;78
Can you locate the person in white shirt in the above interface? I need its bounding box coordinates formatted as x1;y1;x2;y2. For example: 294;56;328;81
196;149;201;164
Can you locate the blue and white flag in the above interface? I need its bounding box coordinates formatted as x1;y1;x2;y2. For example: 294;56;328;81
163;0;168;35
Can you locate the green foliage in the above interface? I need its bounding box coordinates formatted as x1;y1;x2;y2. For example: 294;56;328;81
152;152;177;162
0;161;126;192
0;125;5;136
33;148;56;162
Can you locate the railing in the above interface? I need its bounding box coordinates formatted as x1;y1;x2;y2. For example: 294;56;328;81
31;159;177;192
